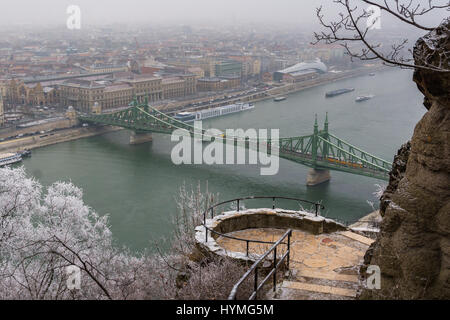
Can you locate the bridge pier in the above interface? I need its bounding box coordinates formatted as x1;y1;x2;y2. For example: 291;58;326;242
130;131;153;145
307;169;331;186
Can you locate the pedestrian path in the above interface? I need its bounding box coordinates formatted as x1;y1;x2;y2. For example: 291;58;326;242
217;228;374;300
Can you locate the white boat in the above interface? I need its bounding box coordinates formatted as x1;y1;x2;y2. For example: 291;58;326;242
174;102;255;123
356;95;374;102
0;153;23;167
173;112;196;122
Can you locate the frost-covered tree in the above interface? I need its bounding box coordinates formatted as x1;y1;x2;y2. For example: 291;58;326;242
0;167;161;300
0;168;252;300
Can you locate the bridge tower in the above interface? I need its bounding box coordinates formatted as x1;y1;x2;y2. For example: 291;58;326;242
311;114;319;163
322;112;329;159
306;114;331;186
129;96;153;145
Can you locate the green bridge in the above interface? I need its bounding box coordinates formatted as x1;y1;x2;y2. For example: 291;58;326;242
79;99;391;184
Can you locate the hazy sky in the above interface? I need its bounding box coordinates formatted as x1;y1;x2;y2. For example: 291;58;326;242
2;0;321;26
0;0;447;28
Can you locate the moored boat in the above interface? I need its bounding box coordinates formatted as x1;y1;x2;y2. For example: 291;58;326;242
356;95;375;102
0;153;23;167
173;112;196;122
174;102;255;123
325;88;355;98
18;149;32;158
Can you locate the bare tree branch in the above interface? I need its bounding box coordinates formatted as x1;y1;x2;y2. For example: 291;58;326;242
313;0;450;72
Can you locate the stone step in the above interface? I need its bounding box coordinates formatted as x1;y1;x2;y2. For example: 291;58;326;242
282;280;357;298
340;231;375;246
294;269;359;283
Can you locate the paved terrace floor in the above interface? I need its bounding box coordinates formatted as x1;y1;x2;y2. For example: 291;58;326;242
217;228;375;300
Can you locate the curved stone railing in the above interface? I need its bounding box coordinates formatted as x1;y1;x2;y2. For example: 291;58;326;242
195;207;348;263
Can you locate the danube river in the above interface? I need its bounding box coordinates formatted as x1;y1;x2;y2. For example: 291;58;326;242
22;68;425;251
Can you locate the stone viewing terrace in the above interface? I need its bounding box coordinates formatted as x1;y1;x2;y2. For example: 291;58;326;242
195;197;375;300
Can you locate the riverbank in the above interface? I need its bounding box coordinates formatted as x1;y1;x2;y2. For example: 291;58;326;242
261;66;387;99
0;126;122;154
161;64;387;114
1;64;385;155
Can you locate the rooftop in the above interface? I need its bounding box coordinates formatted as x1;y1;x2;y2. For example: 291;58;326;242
278;59;328;74
104;83;132;92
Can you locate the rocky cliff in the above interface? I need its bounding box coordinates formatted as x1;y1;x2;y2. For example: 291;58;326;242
359;19;450;299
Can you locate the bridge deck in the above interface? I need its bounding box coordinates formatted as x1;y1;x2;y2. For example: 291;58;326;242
79;103;391;181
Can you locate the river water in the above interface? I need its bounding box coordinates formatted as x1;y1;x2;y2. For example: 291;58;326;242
22;68;425;251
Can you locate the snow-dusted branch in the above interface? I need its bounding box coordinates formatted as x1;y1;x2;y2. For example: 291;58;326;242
0;168;252;300
313;0;450;72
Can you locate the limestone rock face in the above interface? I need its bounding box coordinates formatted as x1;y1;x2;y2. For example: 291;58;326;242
379;141;411;216
360;19;450;299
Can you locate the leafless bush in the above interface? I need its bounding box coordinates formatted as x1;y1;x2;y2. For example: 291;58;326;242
149;181;260;300
170;182;217;259
175;256;254;300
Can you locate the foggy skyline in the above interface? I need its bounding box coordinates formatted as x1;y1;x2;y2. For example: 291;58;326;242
0;0;446;32
2;0;327;27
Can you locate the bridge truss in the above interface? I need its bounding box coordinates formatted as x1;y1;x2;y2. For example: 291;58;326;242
79;99;391;180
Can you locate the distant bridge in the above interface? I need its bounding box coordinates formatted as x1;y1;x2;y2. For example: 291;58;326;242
79;98;391;183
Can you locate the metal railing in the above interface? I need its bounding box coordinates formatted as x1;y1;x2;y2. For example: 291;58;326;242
207;227;288;258
202;196;324;257
228;229;292;300
203;196;325;236
200;196;323;299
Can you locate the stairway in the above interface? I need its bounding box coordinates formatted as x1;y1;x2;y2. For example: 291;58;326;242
275;269;359;300
267;231;374;300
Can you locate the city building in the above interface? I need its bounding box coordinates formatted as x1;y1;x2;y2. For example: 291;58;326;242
84;64;129;74
219;75;241;89
182;74;197;96
119;75;163;104
197;77;221;92
300;45;346;63
252;59;262;76
214;60;242;78
228;56;261;78
102;83;134;110
59;79;108;112
4;79;59;107
58;73;197;112
197;75;240;91
162;78;186;99
59;75;164;112
273;59;328;82
187;67;205;79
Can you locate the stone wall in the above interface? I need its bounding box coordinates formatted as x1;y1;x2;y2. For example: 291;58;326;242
195;208;347;263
